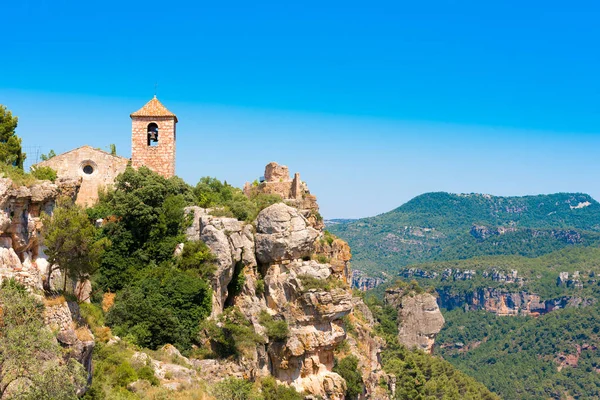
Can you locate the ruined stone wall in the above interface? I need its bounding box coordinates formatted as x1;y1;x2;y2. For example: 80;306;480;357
131;116;176;178
35;146;128;207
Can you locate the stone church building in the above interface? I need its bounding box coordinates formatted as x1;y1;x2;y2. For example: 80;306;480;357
34;96;178;206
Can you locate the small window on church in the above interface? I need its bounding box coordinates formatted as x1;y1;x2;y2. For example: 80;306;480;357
147;123;159;146
83;165;94;175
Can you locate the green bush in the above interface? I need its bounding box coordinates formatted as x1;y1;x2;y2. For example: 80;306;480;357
177;239;216;278
259;311;289;341
114;361;137;387
31;165;57;182
333;356;363;399
211;377;257;400
255;279;265;296
136;365;159;386
202;307;262;359
79;302;105;328
261;376;303;400
298;274;347;292
106;265;212;351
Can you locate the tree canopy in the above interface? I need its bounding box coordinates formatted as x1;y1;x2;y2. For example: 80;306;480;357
0;105;25;169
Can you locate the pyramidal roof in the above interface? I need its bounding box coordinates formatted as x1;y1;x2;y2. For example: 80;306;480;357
130;96;178;122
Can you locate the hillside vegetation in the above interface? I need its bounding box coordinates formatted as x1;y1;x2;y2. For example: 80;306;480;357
329;192;600;277
436;306;600;399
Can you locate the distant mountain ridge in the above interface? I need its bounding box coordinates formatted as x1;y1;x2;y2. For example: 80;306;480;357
328;192;600;277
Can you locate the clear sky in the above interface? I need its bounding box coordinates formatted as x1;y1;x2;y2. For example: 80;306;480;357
1;1;599;218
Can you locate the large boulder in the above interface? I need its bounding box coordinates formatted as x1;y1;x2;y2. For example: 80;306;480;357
255;203;319;265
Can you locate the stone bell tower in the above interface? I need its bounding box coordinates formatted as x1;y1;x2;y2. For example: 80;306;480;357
130;96;177;178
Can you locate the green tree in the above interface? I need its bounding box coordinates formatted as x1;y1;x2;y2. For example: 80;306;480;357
40;149;56;161
109;144;117;156
106;265;212;350
0;280;86;399
42;200;107;292
0;105;25;169
333;356;363;399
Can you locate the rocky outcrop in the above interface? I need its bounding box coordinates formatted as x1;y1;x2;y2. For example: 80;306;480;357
186;206;257;316
255;203;319;264
385;288;445;354
0;176;81;291
187;199;384;399
0;177;92;391
437;287;596;316
345;297;392;399
351;270;385;291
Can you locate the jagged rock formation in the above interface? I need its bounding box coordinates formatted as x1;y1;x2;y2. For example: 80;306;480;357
346;297;392;399
186;197;387;398
0;176;94;390
0;176;81;290
385;288;445;354
351;270;385;291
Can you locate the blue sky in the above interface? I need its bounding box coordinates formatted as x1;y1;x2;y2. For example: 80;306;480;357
1;1;599;218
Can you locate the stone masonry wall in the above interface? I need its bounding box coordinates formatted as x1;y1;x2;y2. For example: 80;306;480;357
131;116;176;178
34;146;128;207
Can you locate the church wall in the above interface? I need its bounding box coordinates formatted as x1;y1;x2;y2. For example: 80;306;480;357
35;146;129;207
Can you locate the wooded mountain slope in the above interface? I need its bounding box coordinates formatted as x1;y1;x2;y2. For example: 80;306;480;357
329;192;600;277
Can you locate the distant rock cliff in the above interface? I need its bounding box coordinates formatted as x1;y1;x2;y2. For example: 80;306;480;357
384;287;445;354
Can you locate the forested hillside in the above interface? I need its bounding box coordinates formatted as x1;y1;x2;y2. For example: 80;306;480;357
436;306;600;399
329;192;600;277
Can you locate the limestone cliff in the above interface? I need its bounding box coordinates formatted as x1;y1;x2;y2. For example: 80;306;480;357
385;288;445;354
437;287;595;316
186;180;388;398
0;176;94;390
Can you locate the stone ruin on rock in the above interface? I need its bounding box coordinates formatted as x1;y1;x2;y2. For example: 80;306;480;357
244;162;324;230
185;172;390;398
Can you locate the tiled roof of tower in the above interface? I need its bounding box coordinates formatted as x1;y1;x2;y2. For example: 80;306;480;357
130;96;178;122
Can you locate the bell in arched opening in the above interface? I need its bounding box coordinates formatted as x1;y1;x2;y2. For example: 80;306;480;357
147;123;159;146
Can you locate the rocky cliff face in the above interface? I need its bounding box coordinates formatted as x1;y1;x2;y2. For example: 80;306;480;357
385;288;445;354
0;176;80;290
0;176;94;390
186;199;387;398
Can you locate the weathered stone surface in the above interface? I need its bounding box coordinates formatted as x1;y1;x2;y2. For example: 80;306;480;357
185;206;257;316
255;203;319;264
34;145;125;206
385;288;445;354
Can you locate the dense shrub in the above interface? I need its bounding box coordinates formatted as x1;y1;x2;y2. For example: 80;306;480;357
31;165;57;182
106;265;212;351
201;307;262;359
211;377;256;400
333;355;363;399
259;311;289;341
261;376;303;400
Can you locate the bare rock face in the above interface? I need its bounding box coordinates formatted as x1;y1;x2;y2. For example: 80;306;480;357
346;297;392;399
185;207;257;316
385;288;445;354
255;203;319;265
186;166;389;399
0;176;80;291
44;299;94;387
